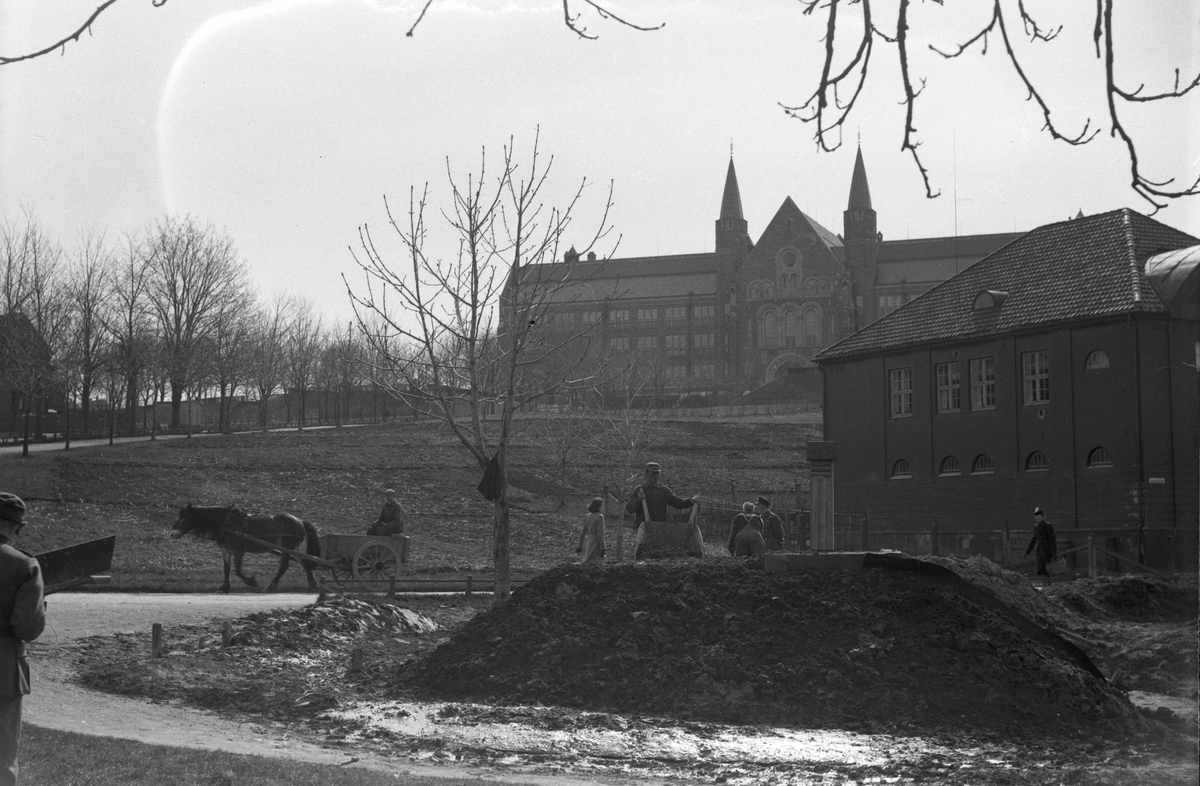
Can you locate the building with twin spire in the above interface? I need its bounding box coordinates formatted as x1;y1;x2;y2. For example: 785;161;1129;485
520;149;1023;404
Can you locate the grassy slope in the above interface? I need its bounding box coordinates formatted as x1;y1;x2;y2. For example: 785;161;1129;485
4;417;818;592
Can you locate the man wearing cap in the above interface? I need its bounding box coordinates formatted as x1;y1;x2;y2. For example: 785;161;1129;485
625;463;698;526
367;489;406;536
0;492;46;786
755;496;786;552
1024;507;1058;577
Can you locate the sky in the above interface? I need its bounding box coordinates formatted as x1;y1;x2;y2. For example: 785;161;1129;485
1;0;1197;326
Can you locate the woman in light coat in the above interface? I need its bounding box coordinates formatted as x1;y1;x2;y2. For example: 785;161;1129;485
576;497;607;563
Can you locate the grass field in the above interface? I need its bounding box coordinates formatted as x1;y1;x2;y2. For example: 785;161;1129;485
4;417;819;592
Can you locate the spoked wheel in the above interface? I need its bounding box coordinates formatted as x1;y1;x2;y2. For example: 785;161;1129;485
327;559;354;591
352;539;401;592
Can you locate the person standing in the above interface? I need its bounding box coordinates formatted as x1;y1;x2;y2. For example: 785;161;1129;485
625;463;698;526
726;502;759;555
576;497;607;564
0;492;46;786
1025;506;1058;577
755;496;786;552
367;489;406;536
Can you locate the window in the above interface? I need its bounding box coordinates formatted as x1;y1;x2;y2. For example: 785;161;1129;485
783;309;798;342
1022;350;1050;404
761;311;778;346
691;363;714;378
878;293;903;315
693;333;715;348
1085;350;1110;370
972;290;1009;310
971;454;995;474
891;459;912;478
608;336;629;351
802;308;822;346
969;357;996;410
1025;451;1049;471
610;309;631;324
636;335;658;352
936;362;961;413
636;308;658;323
546;311;575;326
665;334;687;355
1087;447;1113;468
889;368;913;417
939;456;961;476
694;304;715;323
665;365;687;379
665;306;687;322
581;311;601;324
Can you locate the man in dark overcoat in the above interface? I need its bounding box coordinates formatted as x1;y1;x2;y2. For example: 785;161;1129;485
0;492;45;786
1025;506;1058;576
625;463;697;526
755;496;786;551
367;488;406;536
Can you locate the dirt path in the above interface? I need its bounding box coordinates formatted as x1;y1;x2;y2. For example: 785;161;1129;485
26;593;607;786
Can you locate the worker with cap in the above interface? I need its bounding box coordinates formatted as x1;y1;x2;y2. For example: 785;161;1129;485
755;496;786;552
0;492;46;786
1024;506;1058;578
625;462;698;526
367;488;406;536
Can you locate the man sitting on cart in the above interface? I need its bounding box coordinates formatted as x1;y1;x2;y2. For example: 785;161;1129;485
367;489;405;536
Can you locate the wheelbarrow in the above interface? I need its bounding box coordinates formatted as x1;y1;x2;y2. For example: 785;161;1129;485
634;498;704;560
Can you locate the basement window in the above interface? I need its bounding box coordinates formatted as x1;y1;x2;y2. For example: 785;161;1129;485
971;454;995;475
939;456;961;476
891;459;913;479
1087;447;1113;468
1025;451;1049;471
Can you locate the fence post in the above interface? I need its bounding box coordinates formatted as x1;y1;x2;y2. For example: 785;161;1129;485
930;519;940;556
1000;529;1009;567
151;623;163;658
860;514;869;551
466;575;473;597
1088;534;1097;578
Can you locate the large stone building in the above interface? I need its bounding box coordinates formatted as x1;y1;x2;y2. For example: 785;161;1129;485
815;208;1199;569
518;150;1023;403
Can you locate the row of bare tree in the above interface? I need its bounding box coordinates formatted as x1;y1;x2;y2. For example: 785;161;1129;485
0;212;382;453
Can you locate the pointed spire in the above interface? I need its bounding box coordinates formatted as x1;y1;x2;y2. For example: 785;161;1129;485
719;158;744;221
847;146;872;211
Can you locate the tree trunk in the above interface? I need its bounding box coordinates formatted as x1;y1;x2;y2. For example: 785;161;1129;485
492;447;511;601
170;381;184;428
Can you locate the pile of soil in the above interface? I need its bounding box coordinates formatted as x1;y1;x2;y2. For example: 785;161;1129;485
922;555;1077;627
1044;575;1199;623
397;561;1138;735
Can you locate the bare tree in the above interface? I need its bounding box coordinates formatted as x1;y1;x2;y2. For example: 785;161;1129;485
282;298;322;429
144;215;249;429
62;230;114;438
208;288;255;434
248;297;290;432
104;231;154;434
347;136;614;599
784;0;1199;210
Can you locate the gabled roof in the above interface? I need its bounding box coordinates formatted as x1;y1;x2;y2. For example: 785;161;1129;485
750;198;843;257
816;209;1200;362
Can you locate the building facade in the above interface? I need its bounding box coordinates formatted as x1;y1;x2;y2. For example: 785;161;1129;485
815;209;1200;568
518;150;1022;403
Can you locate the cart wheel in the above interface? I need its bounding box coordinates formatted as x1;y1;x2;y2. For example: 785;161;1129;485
352;539;400;592
328;559;354;591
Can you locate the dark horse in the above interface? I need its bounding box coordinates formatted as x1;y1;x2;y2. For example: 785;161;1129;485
172;504;322;593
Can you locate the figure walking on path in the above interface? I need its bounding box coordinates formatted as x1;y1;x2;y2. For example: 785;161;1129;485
577;497;607;564
367;489;406;536
1025;506;1058;577
0;492;46;786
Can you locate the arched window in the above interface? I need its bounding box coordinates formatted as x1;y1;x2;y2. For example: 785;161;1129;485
891;459;912;478
783;308;799;341
1025;451;1049;471
939;456;961;476
1085;350;1110;370
748;282;760;300
802;307;822;346
1087;446;1113;468
971;454;995;474
758;308;778;347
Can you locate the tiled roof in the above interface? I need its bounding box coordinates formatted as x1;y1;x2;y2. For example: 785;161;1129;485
817;209;1199;361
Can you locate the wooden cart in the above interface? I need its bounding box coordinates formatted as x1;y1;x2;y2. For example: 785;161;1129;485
229;529;409;593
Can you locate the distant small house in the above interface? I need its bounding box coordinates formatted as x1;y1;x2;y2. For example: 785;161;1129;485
815;209;1199;569
0;312;56;436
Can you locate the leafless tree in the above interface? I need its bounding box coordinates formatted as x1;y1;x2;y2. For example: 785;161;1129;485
248;296;290;432
206;287;256;434
347;135;615;599
282;298;322;429
784;0;1199;210
62;230;115;438
104;231;154;434
144;215;249;429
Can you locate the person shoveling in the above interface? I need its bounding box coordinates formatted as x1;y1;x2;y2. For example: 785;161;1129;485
625;462;704;559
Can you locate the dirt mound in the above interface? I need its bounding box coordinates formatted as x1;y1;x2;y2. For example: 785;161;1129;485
1044;576;1199;623
921;554;1077;628
398;561;1138;735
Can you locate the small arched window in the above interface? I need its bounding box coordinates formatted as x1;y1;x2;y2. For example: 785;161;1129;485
939;456;961;476
1085;350;1110;370
891;459;912;478
1087;446;1113;468
1025;451;1049;471
971;454;995;474
802;308;822;346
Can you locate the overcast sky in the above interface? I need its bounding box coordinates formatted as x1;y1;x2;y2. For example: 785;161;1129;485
2;0;1197;324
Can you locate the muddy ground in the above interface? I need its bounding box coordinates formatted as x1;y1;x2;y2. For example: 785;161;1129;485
73;558;1198;785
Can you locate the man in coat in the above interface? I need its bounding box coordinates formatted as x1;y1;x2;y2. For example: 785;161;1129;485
1025;506;1058;577
626;463;700;556
367;489;405;536
755;496;786;552
0;492;45;786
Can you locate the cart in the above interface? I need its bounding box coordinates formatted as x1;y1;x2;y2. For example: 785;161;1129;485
228;528;409;593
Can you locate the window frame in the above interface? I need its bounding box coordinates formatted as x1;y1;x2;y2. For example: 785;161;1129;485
935;362;961;413
1022;349;1050;405
1085;350;1110;370
889;367;913;418
1086;446;1113;468
971;454;995;475
938;456;961;476
1025;451;1049;471
969;357;996;411
891;459;913;479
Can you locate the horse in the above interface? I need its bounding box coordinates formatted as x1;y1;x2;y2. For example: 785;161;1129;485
171;504;322;593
